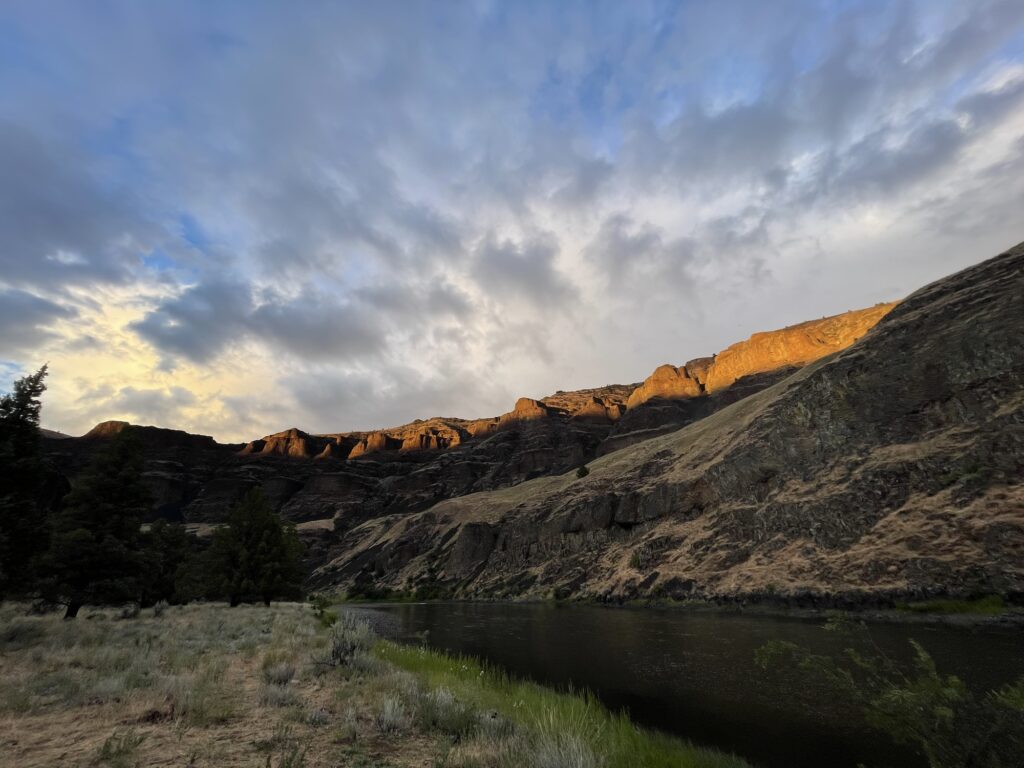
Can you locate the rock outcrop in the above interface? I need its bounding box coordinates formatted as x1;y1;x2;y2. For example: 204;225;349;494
702;302;898;392
625;364;703;409
624;304;897;410
313;242;1024;604
499;397;552;427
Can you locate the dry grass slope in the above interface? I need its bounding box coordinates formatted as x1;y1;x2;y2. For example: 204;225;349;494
0;603;747;768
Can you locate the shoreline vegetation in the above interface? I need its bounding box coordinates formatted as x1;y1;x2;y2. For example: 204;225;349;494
331;589;1024;626
0;600;748;768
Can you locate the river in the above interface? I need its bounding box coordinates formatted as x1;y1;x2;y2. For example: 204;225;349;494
346;601;1024;768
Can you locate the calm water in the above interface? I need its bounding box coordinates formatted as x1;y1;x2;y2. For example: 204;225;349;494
347;601;1024;768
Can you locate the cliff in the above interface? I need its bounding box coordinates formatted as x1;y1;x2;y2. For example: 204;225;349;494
39;272;927;600
312;242;1024;603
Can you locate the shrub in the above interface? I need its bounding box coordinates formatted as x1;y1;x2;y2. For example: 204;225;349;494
375;695;409;734
255;723;294;752
318;614;373;669
416;686;478;738
0;618;45;651
576;465;590;479
339;706;359;742
303;706;330;726
269;745;306;768
96;729;146;768
162;665;235;726
262;662;296;686
260;683;301;708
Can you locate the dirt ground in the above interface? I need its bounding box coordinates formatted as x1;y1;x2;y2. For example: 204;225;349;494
0;602;440;767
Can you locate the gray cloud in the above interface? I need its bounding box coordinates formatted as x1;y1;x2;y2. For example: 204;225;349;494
0;122;156;291
0;288;76;356
584;214;696;291
472;234;576;309
130;281;251;364
132;281;389;365
109;385;196;425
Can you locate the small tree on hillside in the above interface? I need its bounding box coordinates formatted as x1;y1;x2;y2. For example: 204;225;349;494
0;366;50;598
42;430;150;618
207;489;303;606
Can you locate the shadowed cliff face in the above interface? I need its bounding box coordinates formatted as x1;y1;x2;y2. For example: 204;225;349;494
42;289;904;591
314;242;1024;603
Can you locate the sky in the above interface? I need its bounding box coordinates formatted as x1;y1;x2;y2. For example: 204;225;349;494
2;0;1024;442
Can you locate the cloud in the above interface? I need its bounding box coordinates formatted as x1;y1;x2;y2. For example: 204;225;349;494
108;385;196;424
0;122;156;291
0;288;76;356
131;281;389;365
1;0;1022;440
583;214;696;290
130;281;251;364
472;233;576;309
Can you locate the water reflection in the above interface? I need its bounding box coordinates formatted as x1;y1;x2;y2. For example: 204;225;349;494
348;602;1023;768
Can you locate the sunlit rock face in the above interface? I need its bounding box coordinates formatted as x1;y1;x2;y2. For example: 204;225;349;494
314;242;1024;605
257;428;321;458
625;303;898;411
499;397;552;427
702;303;898;392
625;364;703;409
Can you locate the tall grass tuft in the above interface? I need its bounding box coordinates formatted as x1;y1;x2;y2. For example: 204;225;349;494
377;643;749;768
96;729;146;768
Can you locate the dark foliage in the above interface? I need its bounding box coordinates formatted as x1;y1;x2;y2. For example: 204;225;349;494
205;489;303;606
140;518;197;605
41;430;151;617
0;366;50;597
756;619;1024;768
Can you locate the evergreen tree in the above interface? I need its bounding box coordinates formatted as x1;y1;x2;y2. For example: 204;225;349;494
140;518;195;605
0;366;49;598
207;489;303;606
42;429;150;618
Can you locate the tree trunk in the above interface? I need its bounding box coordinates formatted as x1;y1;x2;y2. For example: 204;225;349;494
229;595;240;607
64;601;81;619
263;597;271;607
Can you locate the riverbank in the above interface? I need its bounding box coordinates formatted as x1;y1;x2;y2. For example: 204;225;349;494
376;641;748;768
332;589;1024;628
0;601;748;767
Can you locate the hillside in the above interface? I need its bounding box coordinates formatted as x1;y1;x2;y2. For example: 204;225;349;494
312;242;1024;603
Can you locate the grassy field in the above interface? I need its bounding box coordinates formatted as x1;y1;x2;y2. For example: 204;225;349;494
0;602;748;767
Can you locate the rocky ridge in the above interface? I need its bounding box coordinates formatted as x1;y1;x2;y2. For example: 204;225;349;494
41;290;917;598
312;243;1024;603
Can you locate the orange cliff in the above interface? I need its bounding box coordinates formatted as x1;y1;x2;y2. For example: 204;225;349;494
235;303;896;461
626;302;898;409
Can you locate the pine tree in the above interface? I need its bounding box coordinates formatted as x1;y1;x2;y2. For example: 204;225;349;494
140;518;195;605
0;366;49;598
42;429;150;618
207;489;303;606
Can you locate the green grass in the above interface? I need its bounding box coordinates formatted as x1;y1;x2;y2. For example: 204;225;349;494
376;641;749;768
895;595;1007;615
